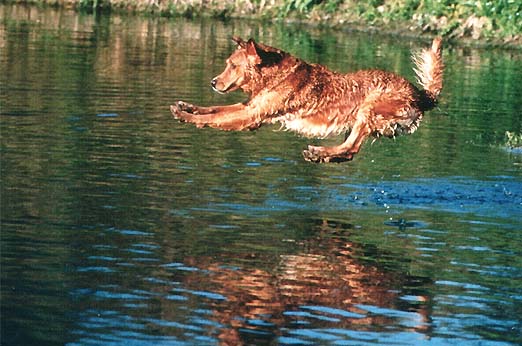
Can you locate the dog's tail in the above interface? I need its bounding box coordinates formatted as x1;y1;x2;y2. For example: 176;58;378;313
412;37;444;110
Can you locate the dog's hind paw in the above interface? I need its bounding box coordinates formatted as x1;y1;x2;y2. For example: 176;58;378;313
303;147;321;163
303;145;353;163
303;145;331;163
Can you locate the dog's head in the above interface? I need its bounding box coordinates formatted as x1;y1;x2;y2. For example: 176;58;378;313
211;37;285;94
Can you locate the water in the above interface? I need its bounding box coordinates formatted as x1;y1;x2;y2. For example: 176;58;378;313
1;4;522;346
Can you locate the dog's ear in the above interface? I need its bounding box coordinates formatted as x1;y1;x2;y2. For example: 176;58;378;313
232;36;246;48
249;40;284;67
245;39;262;65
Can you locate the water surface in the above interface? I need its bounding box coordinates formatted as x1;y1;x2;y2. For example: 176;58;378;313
1;4;522;346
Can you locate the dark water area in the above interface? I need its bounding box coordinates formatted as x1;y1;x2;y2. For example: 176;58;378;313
1;4;522;346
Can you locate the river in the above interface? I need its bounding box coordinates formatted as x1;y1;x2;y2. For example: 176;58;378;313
1;4;522;345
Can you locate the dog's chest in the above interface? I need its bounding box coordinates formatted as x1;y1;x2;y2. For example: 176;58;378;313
271;113;349;138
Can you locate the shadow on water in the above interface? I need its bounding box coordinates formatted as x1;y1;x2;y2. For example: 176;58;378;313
1;4;522;346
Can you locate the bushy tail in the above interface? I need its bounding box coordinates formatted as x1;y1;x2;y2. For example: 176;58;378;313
412;37;444;110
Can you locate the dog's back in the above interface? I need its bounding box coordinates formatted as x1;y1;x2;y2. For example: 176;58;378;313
260;59;434;140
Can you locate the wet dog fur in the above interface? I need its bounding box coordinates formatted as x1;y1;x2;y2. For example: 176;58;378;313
171;37;443;163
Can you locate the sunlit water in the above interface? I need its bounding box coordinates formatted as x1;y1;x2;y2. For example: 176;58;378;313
1;4;522;346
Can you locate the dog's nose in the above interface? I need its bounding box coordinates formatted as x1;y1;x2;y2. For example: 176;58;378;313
211;78;217;89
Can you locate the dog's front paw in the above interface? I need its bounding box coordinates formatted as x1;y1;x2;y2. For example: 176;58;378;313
176;101;199;114
170;104;195;123
170;104;182;119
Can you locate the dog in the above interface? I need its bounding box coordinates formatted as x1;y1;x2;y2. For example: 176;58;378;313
171;36;443;163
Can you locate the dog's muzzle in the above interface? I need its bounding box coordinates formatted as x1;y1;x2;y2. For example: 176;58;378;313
211;78;228;94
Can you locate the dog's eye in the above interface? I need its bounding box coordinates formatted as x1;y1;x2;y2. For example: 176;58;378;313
230;63;237;69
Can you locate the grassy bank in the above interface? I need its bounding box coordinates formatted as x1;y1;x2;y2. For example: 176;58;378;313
9;0;522;46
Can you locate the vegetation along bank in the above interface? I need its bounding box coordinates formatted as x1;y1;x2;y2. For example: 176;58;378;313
9;0;522;47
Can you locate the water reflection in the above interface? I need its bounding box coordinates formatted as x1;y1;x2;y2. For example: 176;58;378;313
175;220;431;345
68;219;433;346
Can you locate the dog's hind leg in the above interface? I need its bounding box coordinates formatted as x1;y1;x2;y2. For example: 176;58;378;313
303;114;371;163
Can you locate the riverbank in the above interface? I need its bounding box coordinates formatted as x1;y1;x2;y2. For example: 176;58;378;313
6;0;522;48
